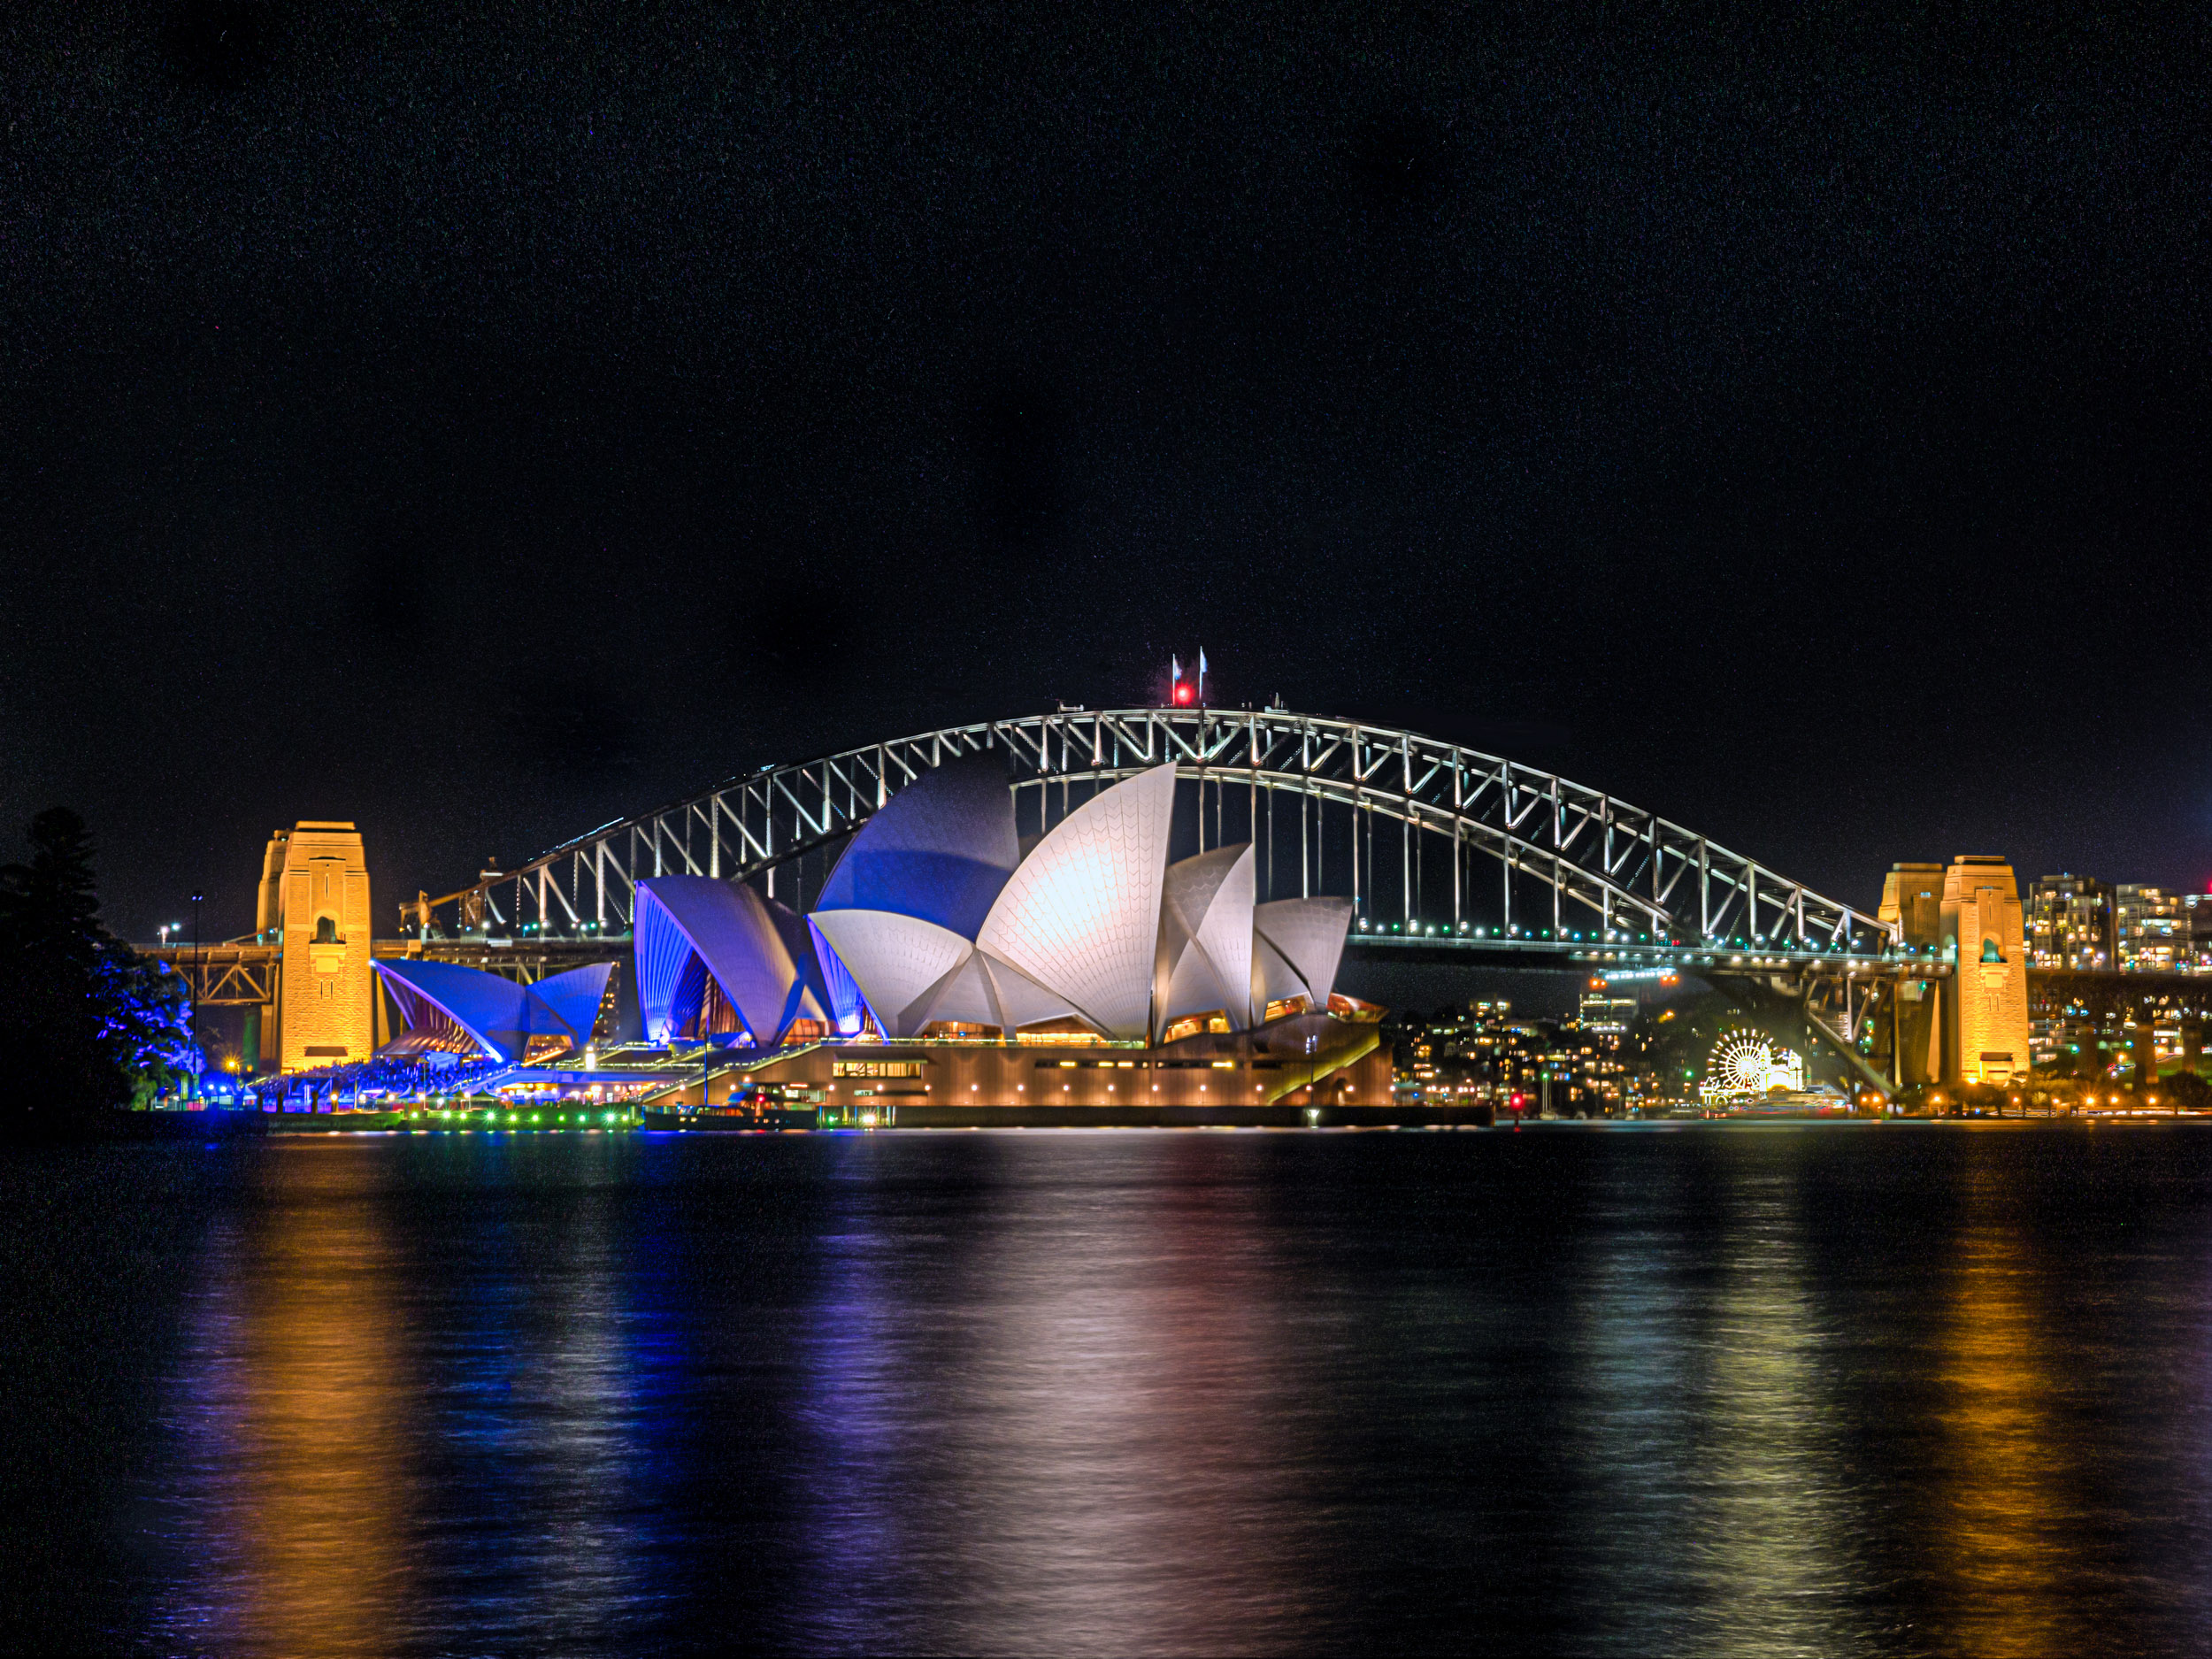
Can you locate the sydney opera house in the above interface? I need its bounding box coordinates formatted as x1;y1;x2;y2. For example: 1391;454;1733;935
375;758;1387;1121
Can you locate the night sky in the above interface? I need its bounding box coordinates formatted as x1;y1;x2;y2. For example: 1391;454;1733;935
5;4;2208;942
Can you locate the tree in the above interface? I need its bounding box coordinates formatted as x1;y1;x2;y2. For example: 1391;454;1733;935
0;808;103;965
95;949;194;1106
0;809;192;1126
2157;1071;2212;1112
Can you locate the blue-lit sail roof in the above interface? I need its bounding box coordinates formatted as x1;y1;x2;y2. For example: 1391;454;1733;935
635;876;828;1045
374;958;603;1064
807;916;871;1035
817;749;1019;937
526;962;615;1042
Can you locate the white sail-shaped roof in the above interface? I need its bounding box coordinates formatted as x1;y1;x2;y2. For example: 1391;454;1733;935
1249;931;1310;1019
1156;843;1256;1030
844;933;1081;1037
375;958;535;1061
765;894;843;1036
803;759;1350;1043
914;949;999;1030
927;950;1079;1033
979;953;1079;1031
976;764;1178;1040
812;750;1035;1037
1251;895;1354;1018
807;909;975;1038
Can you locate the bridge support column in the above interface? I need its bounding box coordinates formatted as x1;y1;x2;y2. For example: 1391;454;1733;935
264;823;374;1073
2183;1010;2203;1079
1882;856;2028;1088
2135;1009;2157;1093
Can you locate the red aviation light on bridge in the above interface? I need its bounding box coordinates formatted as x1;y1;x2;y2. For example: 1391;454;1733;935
1173;680;1194;705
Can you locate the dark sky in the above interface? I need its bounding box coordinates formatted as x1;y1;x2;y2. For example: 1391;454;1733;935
5;3;2208;941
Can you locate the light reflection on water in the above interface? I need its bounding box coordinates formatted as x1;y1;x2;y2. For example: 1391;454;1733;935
1931;1194;2077;1657
790;1134;1323;1655
152;1139;657;1655
160;1149;415;1656
4;1125;2212;1655
1696;1155;1867;1658
1568;1139;1871;1658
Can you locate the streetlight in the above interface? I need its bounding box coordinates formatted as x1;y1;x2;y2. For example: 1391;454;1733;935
190;890;204;1101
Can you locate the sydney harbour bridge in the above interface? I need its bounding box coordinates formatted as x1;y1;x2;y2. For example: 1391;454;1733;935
159;704;1980;1094
419;704;1893;963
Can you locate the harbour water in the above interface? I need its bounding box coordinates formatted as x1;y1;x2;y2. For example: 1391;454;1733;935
6;1123;2212;1655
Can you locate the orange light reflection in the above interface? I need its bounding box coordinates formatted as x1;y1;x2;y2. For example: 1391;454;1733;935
174;1149;414;1656
1932;1217;2077;1657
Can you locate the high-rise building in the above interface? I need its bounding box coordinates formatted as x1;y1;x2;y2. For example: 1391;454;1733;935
2116;885;2187;973
2183;893;2212;973
2027;874;2112;970
2030;1010;2096;1072
1572;989;1644;1111
1577;991;1639;1033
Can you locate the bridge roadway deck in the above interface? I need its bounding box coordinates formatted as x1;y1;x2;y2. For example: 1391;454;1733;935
142;930;1954;1006
149;932;2212;1002
138;936;634;1002
1343;933;1946;977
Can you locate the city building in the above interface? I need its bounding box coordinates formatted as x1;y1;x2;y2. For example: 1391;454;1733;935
1578;989;1639;1033
2028;875;2112;970
1436;1001;1519;1105
1387;1000;1585;1111
2030;1004;2097;1072
2116;885;2189;974
2186;894;2212;972
2024;874;2212;976
1565;987;1646;1112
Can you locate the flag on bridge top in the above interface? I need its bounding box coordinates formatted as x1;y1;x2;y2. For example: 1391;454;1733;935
1198;648;1207;703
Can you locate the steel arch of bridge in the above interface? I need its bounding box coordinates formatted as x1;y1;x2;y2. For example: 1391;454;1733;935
419;708;1895;956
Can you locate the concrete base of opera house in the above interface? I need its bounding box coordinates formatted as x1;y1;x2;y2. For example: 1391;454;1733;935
650;1011;1397;1119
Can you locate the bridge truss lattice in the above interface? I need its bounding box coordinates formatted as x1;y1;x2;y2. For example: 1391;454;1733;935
419;708;1895;960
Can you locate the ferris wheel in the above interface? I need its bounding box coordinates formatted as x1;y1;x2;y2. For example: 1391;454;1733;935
1701;1033;1805;1104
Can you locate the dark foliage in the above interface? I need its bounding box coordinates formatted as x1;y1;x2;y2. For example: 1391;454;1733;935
0;810;190;1127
